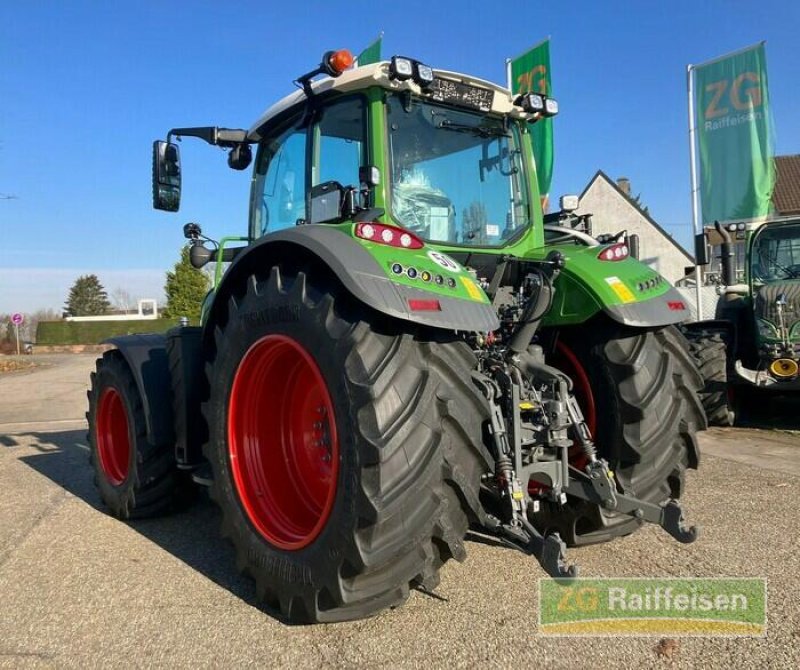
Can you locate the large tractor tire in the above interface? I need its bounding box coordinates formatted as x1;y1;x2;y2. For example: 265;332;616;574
202;265;491;623
541;321;705;546
87;350;180;519
684;330;736;426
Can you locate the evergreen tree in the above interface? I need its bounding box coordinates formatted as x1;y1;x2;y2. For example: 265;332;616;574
163;246;211;321
64;274;111;316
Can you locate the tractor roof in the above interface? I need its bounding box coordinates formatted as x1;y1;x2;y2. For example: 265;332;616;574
247;61;521;142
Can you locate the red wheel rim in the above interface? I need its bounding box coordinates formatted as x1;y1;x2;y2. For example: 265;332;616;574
96;387;132;486
228;334;339;550
554;341;597;435
551;341;598;474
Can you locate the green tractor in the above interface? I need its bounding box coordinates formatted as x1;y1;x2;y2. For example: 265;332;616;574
684;217;800;425
86;50;704;622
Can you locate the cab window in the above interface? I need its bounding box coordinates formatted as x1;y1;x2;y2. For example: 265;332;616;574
250;123;307;238
313;96;365;189
250;96;366;238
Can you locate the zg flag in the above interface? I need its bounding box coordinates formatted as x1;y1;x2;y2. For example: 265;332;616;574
694;43;775;225
510;39;553;210
356;35;382;66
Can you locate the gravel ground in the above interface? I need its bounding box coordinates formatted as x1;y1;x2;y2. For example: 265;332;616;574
0;355;798;669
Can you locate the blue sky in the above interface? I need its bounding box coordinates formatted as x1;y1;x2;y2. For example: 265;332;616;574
1;0;799;314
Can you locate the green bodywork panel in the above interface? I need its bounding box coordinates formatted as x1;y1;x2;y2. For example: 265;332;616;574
317;223;489;304
530;244;672;325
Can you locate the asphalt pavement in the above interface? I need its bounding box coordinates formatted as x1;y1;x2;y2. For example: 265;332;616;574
1;354;799;669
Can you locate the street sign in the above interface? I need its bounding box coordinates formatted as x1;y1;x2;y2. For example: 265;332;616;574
10;313;23;356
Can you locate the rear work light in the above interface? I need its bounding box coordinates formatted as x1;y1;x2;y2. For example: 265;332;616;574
354;222;424;249
597;242;630;262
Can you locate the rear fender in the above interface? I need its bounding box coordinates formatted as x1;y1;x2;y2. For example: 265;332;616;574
204;226;500;339
543;249;691;328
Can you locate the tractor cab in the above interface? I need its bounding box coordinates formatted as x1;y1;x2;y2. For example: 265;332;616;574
242;53;558;253
748;218;800;380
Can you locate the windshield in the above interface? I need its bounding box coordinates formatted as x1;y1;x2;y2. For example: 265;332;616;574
752;223;800;283
387;95;530;246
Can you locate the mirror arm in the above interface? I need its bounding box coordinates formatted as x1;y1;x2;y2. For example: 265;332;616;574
168;127;249;148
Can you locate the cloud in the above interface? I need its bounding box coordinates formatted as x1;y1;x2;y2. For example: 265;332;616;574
0;268;166;314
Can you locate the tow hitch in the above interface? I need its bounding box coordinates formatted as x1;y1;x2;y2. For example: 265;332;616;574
566;462;699;544
474;254;699;579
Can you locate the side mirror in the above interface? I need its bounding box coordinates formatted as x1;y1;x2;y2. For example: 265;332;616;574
310;181;345;224
628;233;640;259
694;232;710;266
152;141;181;211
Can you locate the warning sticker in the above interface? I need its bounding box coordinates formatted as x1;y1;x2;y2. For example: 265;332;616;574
605;276;636;303
460;276;484;301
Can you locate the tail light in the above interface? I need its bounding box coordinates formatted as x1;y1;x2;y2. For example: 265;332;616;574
354;222;424;249
408;299;441;312
597;243;629;262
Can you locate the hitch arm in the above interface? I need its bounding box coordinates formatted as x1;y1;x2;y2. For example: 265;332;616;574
565;466;699;544
483;514;578;579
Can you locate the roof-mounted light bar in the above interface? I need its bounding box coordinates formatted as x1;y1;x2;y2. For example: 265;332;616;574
389;56;435;88
515;93;559;118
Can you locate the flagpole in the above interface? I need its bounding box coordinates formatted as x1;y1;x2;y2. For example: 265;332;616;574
687;63;703;319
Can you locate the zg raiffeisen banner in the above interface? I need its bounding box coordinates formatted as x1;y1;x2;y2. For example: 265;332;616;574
510;39;553;211
694;43;775;225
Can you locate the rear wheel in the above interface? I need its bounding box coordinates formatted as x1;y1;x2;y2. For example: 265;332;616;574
87;351;179;519
541;321;704;545
203;266;491;622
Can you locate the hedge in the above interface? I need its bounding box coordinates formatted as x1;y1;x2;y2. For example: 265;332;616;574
36;318;183;345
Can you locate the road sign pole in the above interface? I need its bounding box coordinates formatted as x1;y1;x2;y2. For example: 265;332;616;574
10;313;24;355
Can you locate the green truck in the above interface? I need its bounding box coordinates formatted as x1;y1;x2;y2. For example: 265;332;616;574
86;50;704;622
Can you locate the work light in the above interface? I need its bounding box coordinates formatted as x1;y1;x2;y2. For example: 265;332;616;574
390;57;414;81
543;98;559;117
415;62;435;87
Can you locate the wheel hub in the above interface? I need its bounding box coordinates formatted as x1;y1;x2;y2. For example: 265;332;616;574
95;387;132;486
228;334;339;550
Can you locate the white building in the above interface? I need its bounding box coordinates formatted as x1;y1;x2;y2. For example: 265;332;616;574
576;171;695;285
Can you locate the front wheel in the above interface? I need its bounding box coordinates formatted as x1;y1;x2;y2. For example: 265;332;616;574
684;329;736;426
203;266;491;622
541;321;705;545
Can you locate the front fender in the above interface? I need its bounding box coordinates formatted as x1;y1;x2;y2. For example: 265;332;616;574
205;226;500;334
103;334;174;447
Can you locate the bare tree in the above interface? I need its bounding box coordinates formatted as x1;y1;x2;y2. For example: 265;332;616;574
111;287;133;314
25;309;60;343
